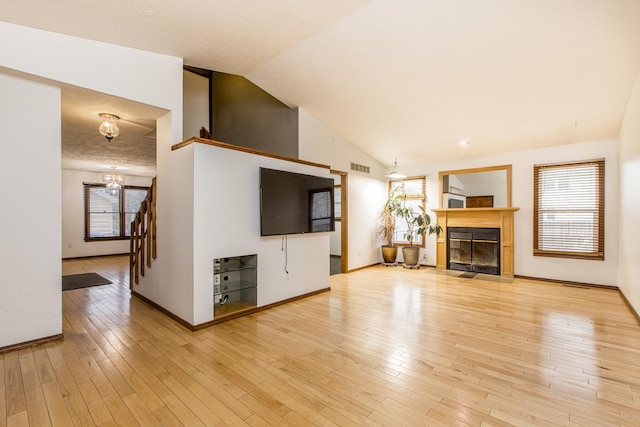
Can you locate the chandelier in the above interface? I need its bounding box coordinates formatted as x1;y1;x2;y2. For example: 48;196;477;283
98;113;120;142
104;167;124;195
385;157;406;180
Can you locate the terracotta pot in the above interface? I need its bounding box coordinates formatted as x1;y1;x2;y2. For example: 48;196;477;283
402;246;420;266
381;245;398;264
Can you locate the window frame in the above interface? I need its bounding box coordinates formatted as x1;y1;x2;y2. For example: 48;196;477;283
84;183;150;241
533;159;605;260
389;176;427;247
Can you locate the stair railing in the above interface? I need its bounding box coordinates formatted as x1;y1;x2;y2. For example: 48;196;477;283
130;177;157;288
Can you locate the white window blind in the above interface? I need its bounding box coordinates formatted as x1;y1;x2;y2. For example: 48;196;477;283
310;189;333;232
87;187;120;238
85;184;150;240
533;160;604;260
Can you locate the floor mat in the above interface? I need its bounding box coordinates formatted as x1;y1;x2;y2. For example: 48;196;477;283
62;273;112;291
458;272;477;279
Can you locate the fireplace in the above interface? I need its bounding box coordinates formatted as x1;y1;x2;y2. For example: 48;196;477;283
447;227;500;275
433;206;518;277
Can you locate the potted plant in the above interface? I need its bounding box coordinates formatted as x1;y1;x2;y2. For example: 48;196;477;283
395;200;443;268
376;186;404;265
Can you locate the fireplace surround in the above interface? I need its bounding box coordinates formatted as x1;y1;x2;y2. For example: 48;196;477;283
432;207;519;277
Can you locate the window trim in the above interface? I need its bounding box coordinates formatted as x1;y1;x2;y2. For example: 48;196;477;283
84;183;150;241
389;176;427;248
533;159;604;260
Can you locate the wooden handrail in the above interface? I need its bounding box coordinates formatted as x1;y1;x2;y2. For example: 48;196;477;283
130;177;157;288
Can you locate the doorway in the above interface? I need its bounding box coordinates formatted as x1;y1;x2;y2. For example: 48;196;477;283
330;170;348;274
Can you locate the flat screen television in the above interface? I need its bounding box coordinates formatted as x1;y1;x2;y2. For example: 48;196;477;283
260;167;335;236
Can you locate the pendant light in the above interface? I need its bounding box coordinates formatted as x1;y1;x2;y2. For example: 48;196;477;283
385;157;406;180
98;113;120;142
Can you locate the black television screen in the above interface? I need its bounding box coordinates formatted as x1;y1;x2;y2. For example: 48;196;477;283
260;167;335;236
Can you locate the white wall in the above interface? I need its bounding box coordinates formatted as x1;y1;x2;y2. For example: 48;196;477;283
0;21;185;347
457;170;507;207
401;139;619;285
329;173;342;256
191;143;332;325
330;222;342;256
0;73;62;347
618;68;640;314
61;169;153;258
347;173;387;268
183;69;210;140
298;108;388;270
133;113;196;324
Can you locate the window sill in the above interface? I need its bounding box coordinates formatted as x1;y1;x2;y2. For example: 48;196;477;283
393;242;426;248
85;237;130;242
533;250;604;261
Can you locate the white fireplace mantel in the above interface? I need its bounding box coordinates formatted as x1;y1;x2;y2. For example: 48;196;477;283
432;207;519;277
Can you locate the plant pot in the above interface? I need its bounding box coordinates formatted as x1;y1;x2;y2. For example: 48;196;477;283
381;245;398;265
402;246;420;267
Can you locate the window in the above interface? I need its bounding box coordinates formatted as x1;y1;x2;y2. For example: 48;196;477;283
390;176;426;246
309;188;334;232
533;159;604;260
334;185;341;220
84;184;149;240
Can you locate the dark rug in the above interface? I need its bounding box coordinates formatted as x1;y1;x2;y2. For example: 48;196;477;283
458;272;477;279
62;273;112;291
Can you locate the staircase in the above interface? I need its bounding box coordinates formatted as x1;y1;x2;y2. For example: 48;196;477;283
130;177;157;288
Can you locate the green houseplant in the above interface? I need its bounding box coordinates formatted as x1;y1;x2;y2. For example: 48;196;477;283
376;186;404;265
395;198;443;267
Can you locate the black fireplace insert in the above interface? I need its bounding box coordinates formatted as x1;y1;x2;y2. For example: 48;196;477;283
447;227;500;275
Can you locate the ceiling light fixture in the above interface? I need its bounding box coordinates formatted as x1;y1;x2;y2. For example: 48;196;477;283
98;113;120;142
103;166;124;195
459;140;469;147
385;157;406;180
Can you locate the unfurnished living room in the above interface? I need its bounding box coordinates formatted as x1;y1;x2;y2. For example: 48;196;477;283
1;1;640;426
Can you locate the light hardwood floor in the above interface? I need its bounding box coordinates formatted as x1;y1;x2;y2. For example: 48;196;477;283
2;255;640;426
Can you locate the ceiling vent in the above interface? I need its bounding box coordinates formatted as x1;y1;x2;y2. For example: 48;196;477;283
350;162;370;174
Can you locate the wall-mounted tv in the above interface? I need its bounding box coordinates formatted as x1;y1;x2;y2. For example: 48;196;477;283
260;167;335;236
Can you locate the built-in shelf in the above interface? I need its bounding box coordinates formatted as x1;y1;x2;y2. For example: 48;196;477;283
214;254;257;318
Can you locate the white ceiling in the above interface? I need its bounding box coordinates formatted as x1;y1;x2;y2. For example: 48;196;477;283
60;86;164;177
2;0;639;173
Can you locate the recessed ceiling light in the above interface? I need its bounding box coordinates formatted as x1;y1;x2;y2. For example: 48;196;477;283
460;140;469;147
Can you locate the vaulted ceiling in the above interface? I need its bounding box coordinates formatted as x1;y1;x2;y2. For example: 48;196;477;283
2;0;639;173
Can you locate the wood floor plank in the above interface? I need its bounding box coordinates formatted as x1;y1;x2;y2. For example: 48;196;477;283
121;394;159;426
32;346;56;386
21;368;51;427
191;371;253;420
157;373;222;425
0;355;6;427
96;358;135;399
237;394;292;426
5;411;28;427
70;410;96;427
158;393;206;427
75;379;114;425
4;256;640;426
52;365;88;416
101;393;139;426
41;381;73;426
109;355;165;412
3;353;26;418
150;405;183;427
186;381;248;425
